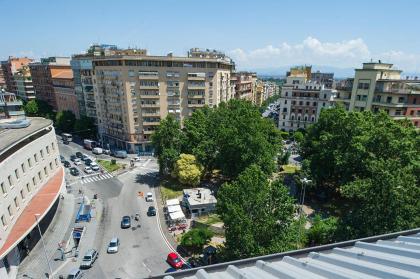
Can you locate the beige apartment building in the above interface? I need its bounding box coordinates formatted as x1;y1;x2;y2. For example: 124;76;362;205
92;48;235;153
233;71;257;101
335;61;420;128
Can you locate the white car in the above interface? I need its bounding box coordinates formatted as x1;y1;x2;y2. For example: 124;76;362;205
74;158;82;165
145;192;154;202
133;156;142;162
90;162;100;171
103;149;111;155
107;237;119;254
84;166;93;174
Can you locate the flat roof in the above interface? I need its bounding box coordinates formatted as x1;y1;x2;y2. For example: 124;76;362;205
0;117;52;154
0;168;64;259
183;188;217;206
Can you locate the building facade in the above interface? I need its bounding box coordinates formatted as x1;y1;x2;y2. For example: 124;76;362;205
92;48;235;152
233;71;257;101
278;66;336;131
0;91;25;119
335;61;420;128
311;71;334;89
1;57;34;94
52;71;80;118
0;116;63;279
29;57;71;110
13;65;35;101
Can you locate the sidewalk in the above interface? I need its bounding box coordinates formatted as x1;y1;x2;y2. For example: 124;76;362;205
17;192;77;278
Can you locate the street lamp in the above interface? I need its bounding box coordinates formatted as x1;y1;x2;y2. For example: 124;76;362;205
298;178;312;247
34;213;53;278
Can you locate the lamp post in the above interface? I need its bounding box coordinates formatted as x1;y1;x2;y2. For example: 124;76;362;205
298;178;312;247
34;214;53;278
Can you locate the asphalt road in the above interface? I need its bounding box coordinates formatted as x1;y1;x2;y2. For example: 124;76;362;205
58;138;173;278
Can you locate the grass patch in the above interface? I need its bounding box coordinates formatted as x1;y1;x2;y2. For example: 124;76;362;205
97;159;125;172
197;214;222;225
160;178;184;201
280;164;301;174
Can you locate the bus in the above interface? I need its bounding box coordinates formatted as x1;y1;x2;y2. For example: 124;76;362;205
62;133;73;142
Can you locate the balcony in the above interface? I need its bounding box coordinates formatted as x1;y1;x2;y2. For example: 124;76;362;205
187;102;205;108
187;73;206;81
139;72;159;80
140;103;160;108
188;82;206;90
142;111;160;116
167;91;180;97
188;93;205;99
371;101;407;108
143;129;155;135
139;84;159;90
140;94;160;99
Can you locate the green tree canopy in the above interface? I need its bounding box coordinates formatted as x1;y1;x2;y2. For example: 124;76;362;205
172;154;204;186
217;165;296;260
74;116;97;140
306;215;338;246
180;227;214;254
55;110;76;132
24;100;39;116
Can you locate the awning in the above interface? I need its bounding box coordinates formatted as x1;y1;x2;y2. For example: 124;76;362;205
169;211;185;220
166;199;180;206
167;204;182;213
0;167;64;259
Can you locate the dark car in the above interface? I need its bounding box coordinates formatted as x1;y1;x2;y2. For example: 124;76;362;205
81;154;89;161
63;140;69;145
121;216;131;229
85;159;92;166
63;161;71;168
70;167;80;176
147;206;156;216
76;152;83;158
60;155;65;163
70;155;77;162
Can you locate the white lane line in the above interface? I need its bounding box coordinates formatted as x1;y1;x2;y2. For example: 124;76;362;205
142;262;152;273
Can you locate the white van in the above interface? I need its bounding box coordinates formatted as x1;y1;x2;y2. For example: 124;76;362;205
145;192;154;202
92;147;103;155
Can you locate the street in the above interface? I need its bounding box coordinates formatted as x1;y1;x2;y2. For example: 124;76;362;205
57;138;173;278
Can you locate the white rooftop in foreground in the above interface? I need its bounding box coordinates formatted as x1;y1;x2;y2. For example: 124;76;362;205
161;229;420;279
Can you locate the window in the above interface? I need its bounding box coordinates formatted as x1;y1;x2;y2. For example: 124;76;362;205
38;172;42;181
34;154;38;162
26;183;31;193
46;146;50;154
410;110;414;116
313;102;316;106
306;102;310;106
28;158;32;168
20;190;25;200
49;162;53;170
1;182;6;195
398;97;405;103
358;82;370;90
14;169;19;180
1;215;6;228
40;150;44;158
323;94;327;99
14;197;19;209
32;177;36;186
8;175;12;187
285;92;288;97
282;108;287;113
386;96;392;103
299;101;303;105
55;158;58;166
283;115;286;119
7;205;12;217
128;70;136;77
44;167;48;176
395;110;402;116
413;98;417;104
51;142;55;150
323;102;326;107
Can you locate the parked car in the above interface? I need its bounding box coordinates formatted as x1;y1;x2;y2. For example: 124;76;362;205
81;154;89;161
84;159;92;166
92;147;103;155
76;152;83;158
90;162;100;171
63;140;69;145
112;150;127;159
134;156;142;162
145;192;154;202
70;155;77;162
147;206;156;216
63;161;71;168
167;252;183;269
74;158;82;166
107;237;120;254
67;268;83;279
120;216;131;229
103;149;111;155
70;167;80;176
84;166;93;174
80;249;98;269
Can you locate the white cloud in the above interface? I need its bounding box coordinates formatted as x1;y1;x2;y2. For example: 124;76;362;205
229;37;420;73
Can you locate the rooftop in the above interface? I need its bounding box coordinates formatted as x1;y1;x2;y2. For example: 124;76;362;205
161;228;420;279
0;117;52;154
183;188;217;206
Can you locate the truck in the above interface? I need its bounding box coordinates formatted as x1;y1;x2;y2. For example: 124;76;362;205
83;139;96;150
92;147;103;155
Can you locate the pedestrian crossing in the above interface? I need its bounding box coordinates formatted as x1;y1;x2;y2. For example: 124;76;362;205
80;172;114;184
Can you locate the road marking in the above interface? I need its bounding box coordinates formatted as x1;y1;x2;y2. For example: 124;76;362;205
142;159;151;167
142;262;152;273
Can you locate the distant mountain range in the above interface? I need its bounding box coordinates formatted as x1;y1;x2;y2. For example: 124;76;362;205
240;65;420;79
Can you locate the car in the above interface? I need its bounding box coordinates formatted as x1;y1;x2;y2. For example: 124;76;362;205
67;268;83;279
121;216;131;229
70;155;77;162
147;206;156;216
70;167;80;176
63;161;71;168
103;149;111;155
74;158;82;165
84;159;93;166
81;154;89;161
133;156;142;162
80;249;98;269
76;152;83;158
84;166;93;174
90;162;100;171
167;252;183;269
63;140;69;145
145;192;154;202
107;237;120;254
60;155;65;163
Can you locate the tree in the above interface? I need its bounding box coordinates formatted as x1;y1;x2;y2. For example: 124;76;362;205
24;100;39;116
151;115;184;175
74;116;97;139
306;215;338;246
55;110;76;132
180;227;214;254
172;154;204;186
217;165;296;260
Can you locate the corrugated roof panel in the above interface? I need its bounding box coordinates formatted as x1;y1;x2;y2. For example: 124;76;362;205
267;260;328;279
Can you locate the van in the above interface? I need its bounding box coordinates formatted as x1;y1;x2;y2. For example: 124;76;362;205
113;150;128;159
92;147;103;155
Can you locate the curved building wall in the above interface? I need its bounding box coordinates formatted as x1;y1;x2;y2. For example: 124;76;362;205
0;123;61;249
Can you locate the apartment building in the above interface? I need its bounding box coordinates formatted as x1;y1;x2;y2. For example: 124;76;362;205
311;71;334;89
0;67;5;89
1;57;34;94
278;66;336;131
254;80;264;106
52;71;80;118
92;48;235;153
29;57;71;110
71;44;119;121
233;71;257;101
0;114;63;279
335;61;420;128
14;65;35;101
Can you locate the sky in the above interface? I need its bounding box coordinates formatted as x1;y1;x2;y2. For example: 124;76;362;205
1;0;420;74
